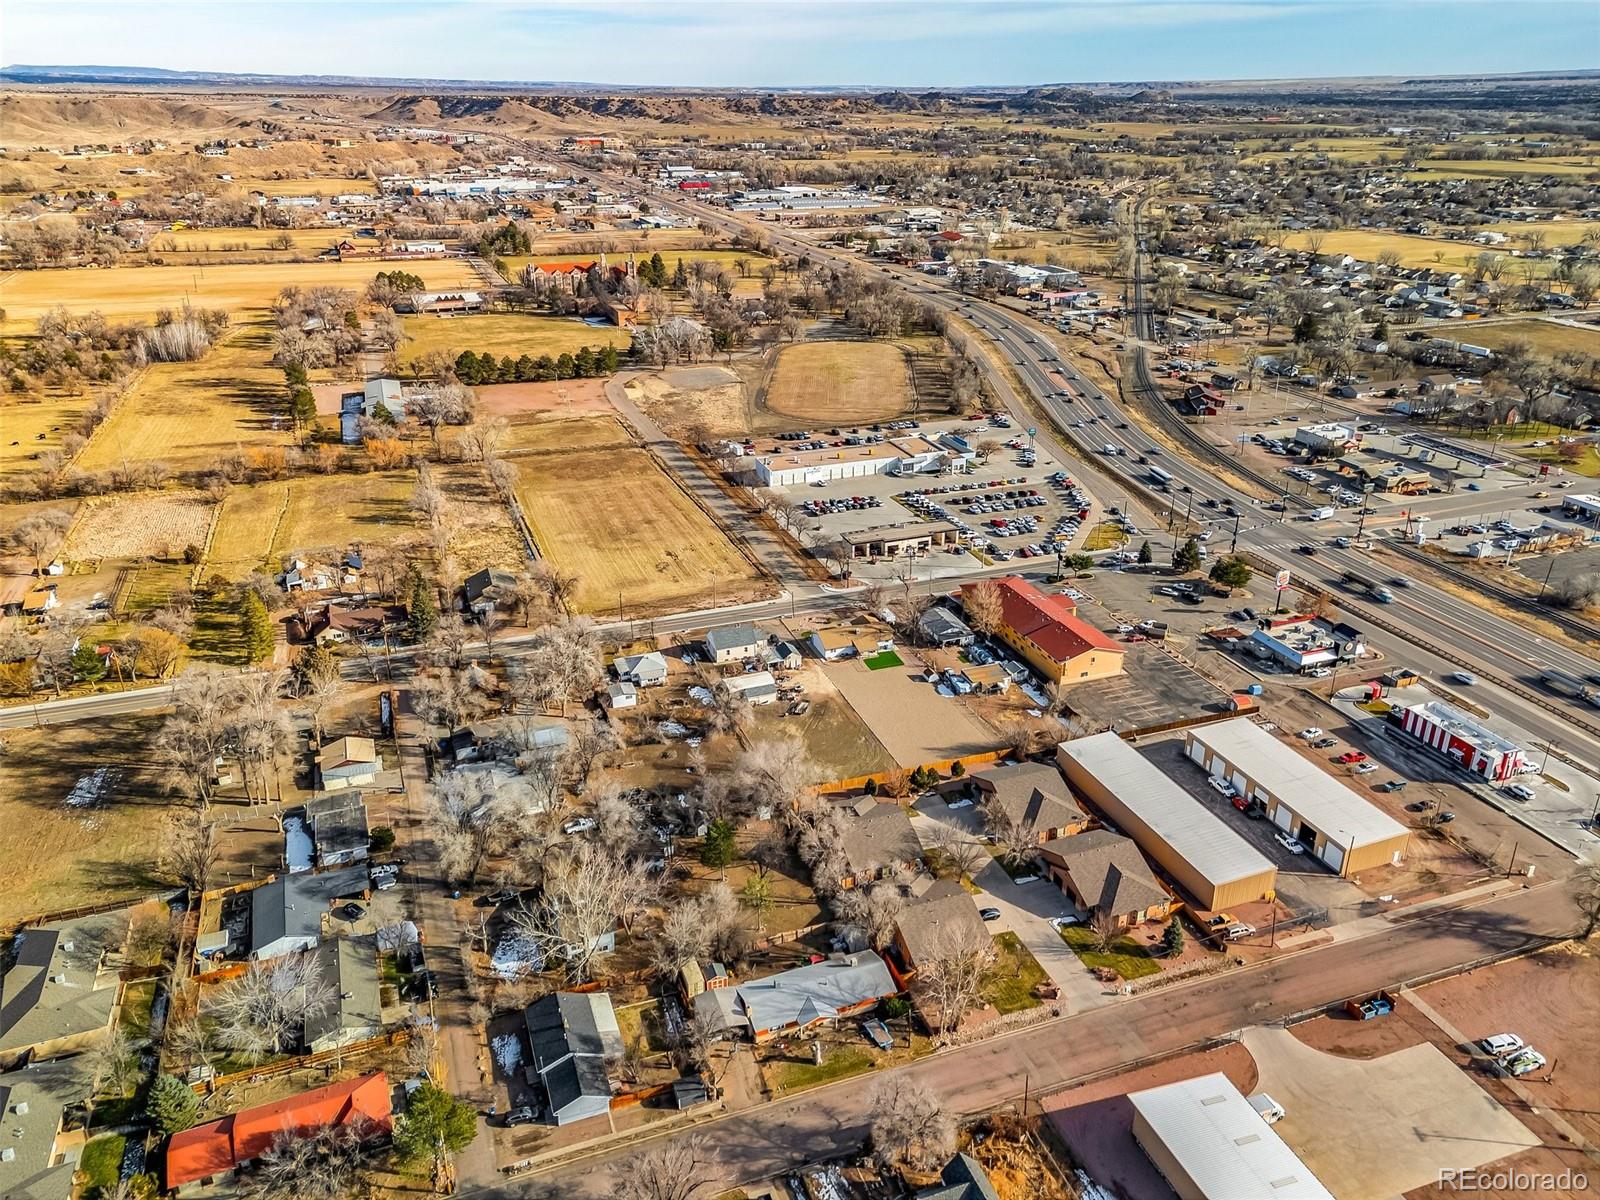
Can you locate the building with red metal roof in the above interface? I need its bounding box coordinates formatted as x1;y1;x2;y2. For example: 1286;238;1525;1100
960;576;1124;684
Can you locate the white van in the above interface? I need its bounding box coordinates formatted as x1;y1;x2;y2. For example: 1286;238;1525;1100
1248;1093;1286;1125
1308;506;1336;521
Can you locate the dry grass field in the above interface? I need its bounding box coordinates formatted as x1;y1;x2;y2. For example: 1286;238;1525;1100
1481;219;1600;246
0;257;479;331
513;447;764;614
270;471;419;560
65;490;215;560
499;412;635;455
1459;319;1600;358
151;226;344;254
205;480;292;579
399;314;632;363
764;341;914;423
1408;158;1599;179
76;321;293;470
0;716;169;929
434;463;528;570
0;391;93;477
1283;229;1561;277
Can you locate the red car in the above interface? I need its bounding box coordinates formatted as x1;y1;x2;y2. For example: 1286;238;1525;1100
1337;750;1368;764
1231;794;1249;812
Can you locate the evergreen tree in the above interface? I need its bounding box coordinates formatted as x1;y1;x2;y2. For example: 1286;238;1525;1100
408;572;438;642
648;251;666;286
1162;919;1184;958
573;346;596;377
533;355;557;381
290;386;317;430
1209;557;1254;591
242;591;274;662
598;345;620;374
1137;539;1153;565
283;361;309;390
1173;538;1202;573
147;1073;200;1134
671;258;688;289
514;353;536;381
455;350;480;384
700;818;736;869
71;641;107;682
555;352;576;379
392;1082;478;1192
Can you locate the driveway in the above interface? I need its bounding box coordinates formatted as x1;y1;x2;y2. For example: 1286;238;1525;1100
910;798;1115;1015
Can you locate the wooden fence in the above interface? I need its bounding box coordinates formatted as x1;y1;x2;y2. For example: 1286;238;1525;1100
188;1028;414;1095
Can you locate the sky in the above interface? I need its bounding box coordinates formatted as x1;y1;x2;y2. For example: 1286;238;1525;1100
5;0;1597;88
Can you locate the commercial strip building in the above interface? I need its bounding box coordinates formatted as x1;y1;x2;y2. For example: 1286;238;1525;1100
1129;1073;1335;1200
843;520;961;559
749;434;965;487
1184;719;1409;876
962;577;1125;685
1398;700;1527;781
1056;733;1277;911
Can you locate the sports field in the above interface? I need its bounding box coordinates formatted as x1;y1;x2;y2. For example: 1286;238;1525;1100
0;257;479;331
76;322;291;470
399;314;632;363
514;447;765;614
763;341;914;424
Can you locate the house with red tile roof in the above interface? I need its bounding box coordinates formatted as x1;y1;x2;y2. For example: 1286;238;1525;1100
960;576;1124;685
165;1071;392;1192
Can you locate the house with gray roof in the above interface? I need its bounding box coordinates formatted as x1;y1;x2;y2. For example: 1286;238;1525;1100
916;1154;1002;1200
304;937;382;1053
726;952;898;1042
1038;829;1170;928
0;911;127;1069
918;606;975;648
524;991;622;1126
702;623;764;664
612;651;668;687
248;865;370;961
892;883;988;972
305;794;370;867
835;798;924;888
0;1056;95;1200
968;761;1088;844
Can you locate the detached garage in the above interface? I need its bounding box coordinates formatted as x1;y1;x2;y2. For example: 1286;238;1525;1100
1057;732;1277;911
1184;719;1409;877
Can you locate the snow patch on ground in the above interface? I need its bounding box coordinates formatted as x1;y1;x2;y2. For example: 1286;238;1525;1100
491;931;542;979
65;766;118;808
492;1033;525;1075
687;686;715;706
657;720;690;739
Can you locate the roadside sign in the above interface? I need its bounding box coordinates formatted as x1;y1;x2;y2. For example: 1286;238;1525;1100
1028;426;1037;437
1274;568;1292;591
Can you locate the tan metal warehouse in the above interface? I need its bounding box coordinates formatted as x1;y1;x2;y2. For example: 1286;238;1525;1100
1184;718;1409;877
1056;733;1277;911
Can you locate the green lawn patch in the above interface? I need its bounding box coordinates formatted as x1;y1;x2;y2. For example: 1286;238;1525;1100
770;1043;874;1091
1083;522;1127;552
118;979;158;1040
864;649;904;670
1058;923;1160;980
981;932;1047;1014
78;1134;126;1198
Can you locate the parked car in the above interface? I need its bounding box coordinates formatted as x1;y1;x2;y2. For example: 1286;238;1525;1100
1311;737;1338;749
1297;728;1324;740
1480;1033;1525;1058
1337;750;1368;764
1224;923;1256;941
979;907;1003;922
1354;762;1379;775
1505;783;1537;802
1379;779;1409;793
562;817;597;835
1274;832;1306;855
503;1107;538;1127
1503;1049;1547;1077
1231;794;1250;812
1208;776;1236;797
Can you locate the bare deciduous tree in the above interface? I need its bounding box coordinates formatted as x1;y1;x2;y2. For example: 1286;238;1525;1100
610;1133;723;1200
867;1076;956;1173
205;954;334;1063
253;1120;378;1200
511;842;652;982
158;809;222;894
961;580;1002;638
912;921;997;1044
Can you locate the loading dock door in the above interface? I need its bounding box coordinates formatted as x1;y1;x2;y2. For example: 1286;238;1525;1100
1273;804;1293;832
1231;770;1247;796
1321;840;1346;874
1188;741;1206;766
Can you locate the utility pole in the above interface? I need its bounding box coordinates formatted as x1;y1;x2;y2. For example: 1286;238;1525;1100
1230;512;1241;554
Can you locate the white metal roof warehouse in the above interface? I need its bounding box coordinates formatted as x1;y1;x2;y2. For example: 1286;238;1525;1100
1056;733;1277;911
1129;1073;1335;1200
1184;719;1410;877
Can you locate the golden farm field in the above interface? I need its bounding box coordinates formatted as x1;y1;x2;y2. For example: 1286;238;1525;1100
764;341;913;424
151;226;344;253
1282;229;1558;276
514;447;765;614
0;392;92;477
76;322;291;470
400;314;631;363
1453;319;1600;359
499;413;635;455
1481;219;1600;247
65;490;215;560
204;471;420;575
0;257;479;331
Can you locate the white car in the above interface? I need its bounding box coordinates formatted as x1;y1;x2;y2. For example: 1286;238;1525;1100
1274;832;1306;855
1296;727;1323;740
1048;915;1082;930
562;817;597;835
1354;762;1380;775
1480;1033;1525;1058
1503;1049;1547;1077
1450;671;1477;685
1224;923;1256;941
1504;783;1537;802
1208;776;1236;797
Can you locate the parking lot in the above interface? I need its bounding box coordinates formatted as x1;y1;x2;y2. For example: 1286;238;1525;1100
766;415;1098;581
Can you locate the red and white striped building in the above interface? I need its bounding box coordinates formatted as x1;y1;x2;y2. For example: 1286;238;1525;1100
1399;700;1527;781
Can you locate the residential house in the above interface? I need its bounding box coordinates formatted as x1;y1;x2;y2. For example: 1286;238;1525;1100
338;378;407;445
316;736;380;791
524;992;622;1126
966;761;1089;843
612;651;668;687
1038;830;1171;928
303;938;381;1053
915;1153;1003;1200
703;623;764;664
462;567;516;617
762;637;804;671
919;606;975;647
959;577;1124;685
0;911;127;1069
891;881;988;973
0;1057;95;1200
291;604;397;647
721;671;779;705
165;1071;392;1193
835;797;923;888
604;681;638;709
247;865;370;960
304;793;370;867
710;952;898;1042
808;627;861;660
